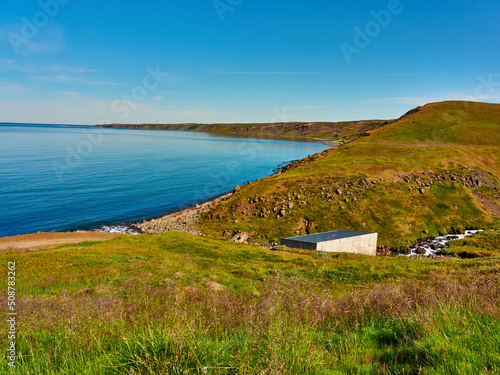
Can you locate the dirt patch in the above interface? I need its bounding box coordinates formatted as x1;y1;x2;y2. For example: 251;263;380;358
473;193;500;216
0;231;120;251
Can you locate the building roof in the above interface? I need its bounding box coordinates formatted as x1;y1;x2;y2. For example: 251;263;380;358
282;230;375;243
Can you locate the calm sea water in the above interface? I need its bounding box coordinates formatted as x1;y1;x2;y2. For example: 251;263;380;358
0;124;328;237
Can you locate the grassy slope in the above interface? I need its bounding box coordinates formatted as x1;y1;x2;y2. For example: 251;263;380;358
3;101;500;374
1;232;500;374
96;119;388;142
446;230;500;256
200;101;500;247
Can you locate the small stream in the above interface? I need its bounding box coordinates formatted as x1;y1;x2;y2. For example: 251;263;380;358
408;229;499;257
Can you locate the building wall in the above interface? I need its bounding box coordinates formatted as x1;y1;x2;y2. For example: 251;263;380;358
280;238;318;250
316;233;378;256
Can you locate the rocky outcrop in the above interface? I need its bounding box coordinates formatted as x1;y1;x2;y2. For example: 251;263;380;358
376;246;410;256
392;169;499;194
229;232;257;244
293;218;317;236
209;168;498;226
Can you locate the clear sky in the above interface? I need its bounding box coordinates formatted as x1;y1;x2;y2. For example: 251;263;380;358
0;0;499;125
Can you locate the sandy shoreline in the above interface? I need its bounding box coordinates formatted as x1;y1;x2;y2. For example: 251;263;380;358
0;231;120;251
0;191;233;250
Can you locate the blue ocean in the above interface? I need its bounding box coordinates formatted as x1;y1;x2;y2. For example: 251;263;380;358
0;124;329;237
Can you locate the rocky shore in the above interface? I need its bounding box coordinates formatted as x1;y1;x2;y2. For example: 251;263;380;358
135;192;234;235
132;147;337;236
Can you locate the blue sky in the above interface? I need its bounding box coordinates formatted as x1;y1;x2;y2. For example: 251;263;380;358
0;0;499;125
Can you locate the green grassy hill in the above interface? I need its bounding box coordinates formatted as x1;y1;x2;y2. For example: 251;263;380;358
199;101;500;248
2;231;500;373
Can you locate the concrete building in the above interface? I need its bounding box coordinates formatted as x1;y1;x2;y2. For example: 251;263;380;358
281;230;378;256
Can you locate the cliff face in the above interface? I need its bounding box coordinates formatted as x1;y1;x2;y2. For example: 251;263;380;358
96;120;389;142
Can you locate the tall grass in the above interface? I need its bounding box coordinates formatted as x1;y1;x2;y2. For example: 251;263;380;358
2;263;500;374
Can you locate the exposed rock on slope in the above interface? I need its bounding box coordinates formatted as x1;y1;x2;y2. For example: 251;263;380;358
198;101;500;248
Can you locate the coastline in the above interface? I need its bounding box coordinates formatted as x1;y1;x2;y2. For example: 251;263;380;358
134;191;234;235
320;139;341;147
85;127;347;236
94;119;388;144
131;141;338;236
0;132;337;244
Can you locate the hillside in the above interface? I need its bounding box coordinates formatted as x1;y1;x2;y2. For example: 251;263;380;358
96;119;388;143
2;231;500;373
198;101;500;249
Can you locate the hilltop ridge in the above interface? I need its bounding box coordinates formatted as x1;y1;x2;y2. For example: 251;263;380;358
196;101;500;249
96;119;389;143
